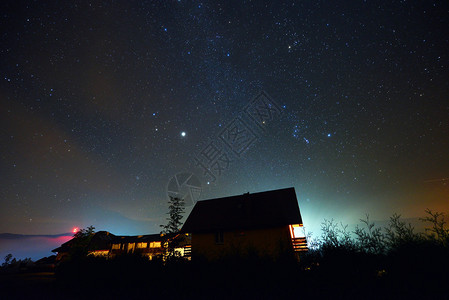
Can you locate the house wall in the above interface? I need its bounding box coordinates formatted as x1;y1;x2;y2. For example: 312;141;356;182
191;226;293;260
109;242;164;258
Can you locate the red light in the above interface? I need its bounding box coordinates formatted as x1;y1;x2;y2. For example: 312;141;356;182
73;227;79;234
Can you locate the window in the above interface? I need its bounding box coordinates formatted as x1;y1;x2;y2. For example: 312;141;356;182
150;241;161;248
290;224;308;252
88;250;109;257
111;244;121;250
289;224;305;238
136;242;147;248
215;230;224;244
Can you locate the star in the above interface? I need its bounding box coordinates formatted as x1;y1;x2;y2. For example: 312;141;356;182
1;0;446;258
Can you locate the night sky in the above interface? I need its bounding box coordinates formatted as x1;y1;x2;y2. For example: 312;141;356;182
1;0;448;243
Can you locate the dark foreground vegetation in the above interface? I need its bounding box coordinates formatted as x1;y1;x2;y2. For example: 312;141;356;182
1;210;448;300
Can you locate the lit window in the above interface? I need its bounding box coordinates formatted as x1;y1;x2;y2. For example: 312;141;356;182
137;242;148;248
289;224;306;238
88;250;109;257
150;242;161;248
290;224;308;252
111;244;121;250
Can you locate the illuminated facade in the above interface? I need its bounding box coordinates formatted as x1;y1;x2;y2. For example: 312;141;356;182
52;232;190;261
181;187;308;260
53;188;307;262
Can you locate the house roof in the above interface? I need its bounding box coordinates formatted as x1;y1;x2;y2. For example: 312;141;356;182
89;231;117;250
52;232;166;253
52;231;117;253
181;187;303;233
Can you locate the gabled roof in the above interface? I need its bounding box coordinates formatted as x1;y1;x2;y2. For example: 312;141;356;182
181;187;303;233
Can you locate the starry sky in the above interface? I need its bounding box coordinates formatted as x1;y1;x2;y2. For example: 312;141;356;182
1;1;448;242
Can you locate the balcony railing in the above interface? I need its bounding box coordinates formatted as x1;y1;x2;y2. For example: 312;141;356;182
183;244;192;257
292;237;308;252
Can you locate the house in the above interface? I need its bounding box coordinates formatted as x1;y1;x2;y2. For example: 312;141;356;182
52;231;190;261
53;187;307;262
181;187;308;260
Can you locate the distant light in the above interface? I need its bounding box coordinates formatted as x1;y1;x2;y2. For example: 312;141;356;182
73;227;79;234
181;131;186;137
327;133;331;137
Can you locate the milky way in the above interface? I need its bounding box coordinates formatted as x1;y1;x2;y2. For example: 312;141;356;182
1;1;448;238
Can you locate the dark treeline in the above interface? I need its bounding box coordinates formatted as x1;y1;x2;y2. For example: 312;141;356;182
299;209;449;299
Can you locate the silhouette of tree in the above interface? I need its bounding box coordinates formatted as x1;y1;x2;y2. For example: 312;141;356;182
320;218;355;250
354;214;386;254
384;213;421;249
160;196;185;259
69;225;96;260
2;254;14;267
73;225;95;239
420;209;449;246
